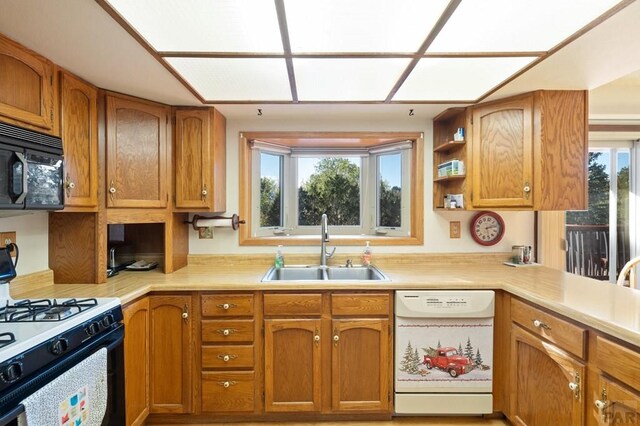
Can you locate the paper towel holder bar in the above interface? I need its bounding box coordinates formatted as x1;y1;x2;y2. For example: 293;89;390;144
185;214;246;231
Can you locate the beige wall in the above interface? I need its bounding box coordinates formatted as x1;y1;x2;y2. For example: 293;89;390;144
189;116;535;256
0;212;48;275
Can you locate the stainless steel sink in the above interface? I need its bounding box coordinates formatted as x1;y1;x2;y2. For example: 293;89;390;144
261;264;389;282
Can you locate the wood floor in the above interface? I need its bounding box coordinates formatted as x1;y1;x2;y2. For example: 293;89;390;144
161;417;509;426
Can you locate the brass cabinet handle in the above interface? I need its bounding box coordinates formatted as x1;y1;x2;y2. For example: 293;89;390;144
314;330;320;346
218;381;237;388
108;180;116;201
217;303;237;310
595;388;608;419
217;328;237;336
333;334;339;346
182;304;189;322
217;354;238;362
523;182;531;199
202;184;208;200
532;319;551;330
64;174;75;197
568;372;581;400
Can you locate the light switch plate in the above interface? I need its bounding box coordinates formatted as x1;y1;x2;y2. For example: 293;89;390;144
450;221;461;239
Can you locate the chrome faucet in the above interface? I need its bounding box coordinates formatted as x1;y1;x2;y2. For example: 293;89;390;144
320;213;336;266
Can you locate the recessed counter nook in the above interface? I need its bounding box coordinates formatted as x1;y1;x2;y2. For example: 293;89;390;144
10;254;640;426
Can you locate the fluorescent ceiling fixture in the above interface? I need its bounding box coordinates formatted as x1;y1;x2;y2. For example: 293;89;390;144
105;0;283;52
285;0;450;53
393;57;537;101
166;58;292;101
293;58;410;101
428;0;622;52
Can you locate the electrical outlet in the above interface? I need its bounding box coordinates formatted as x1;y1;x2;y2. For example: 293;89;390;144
198;227;214;239
0;232;17;256
450;221;461;239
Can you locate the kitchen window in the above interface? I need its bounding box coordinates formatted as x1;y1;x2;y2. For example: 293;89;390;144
240;132;423;246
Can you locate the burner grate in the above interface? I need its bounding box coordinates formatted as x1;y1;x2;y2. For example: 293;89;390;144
0;298;98;322
0;332;16;348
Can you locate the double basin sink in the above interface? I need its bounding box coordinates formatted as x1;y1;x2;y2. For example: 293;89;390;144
261;264;389;282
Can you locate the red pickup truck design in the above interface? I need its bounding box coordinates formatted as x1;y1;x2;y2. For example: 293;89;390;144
423;347;474;377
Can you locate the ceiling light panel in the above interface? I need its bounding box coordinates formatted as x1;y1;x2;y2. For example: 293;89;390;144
428;0;623;52
285;0;450;53
393;57;537;101
105;0;283;52
165;58;292;101
294;58;410;101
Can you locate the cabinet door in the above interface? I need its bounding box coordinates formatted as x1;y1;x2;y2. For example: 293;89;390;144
510;325;585;426
175;108;226;211
149;295;193;414
106;95;168;208
471;96;533;208
60;71;97;208
0;35;56;133
264;319;322;412
594;375;640;426
123;297;150;426
331;319;389;412
175;109;209;209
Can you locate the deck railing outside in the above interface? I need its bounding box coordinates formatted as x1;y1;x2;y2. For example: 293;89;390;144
565;224;629;281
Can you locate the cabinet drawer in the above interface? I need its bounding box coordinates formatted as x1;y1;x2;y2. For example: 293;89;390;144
264;293;322;316
511;298;586;359
202;345;254;369
331;293;390;316
201;371;254;412
596;336;640;391
202;320;254;343
202;294;254;317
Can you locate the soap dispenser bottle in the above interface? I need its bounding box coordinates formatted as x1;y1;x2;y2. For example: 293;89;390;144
362;241;372;266
275;245;285;268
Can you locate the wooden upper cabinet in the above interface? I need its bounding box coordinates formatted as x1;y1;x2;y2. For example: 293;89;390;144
106;94;169;208
175;108;226;211
123;297;150;426
471;95;534;209
331;319;389;412
149;295;193;414
60;71;98;209
0;33;57;134
264;319;322;412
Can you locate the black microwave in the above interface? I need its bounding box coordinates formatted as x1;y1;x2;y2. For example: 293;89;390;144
0;122;64;210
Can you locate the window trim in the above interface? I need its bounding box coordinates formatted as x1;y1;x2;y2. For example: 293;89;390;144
239;131;424;246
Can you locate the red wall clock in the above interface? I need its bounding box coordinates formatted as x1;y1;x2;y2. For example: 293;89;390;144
470;211;505;246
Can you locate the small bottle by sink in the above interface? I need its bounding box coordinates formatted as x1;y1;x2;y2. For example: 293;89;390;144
362;241;372;266
274;245;285;269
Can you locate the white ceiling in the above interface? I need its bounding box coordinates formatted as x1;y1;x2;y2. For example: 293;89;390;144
0;0;639;120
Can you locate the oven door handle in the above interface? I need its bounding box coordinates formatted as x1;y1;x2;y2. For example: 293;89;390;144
0;404;24;426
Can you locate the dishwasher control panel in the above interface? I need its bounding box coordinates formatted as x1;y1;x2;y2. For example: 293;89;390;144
396;290;495;318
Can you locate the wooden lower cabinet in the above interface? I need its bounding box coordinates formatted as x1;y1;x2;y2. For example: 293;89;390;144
510;324;585;426
332;319;389;412
593;375;640;425
123;297;150;426
149;295;193;414
201;371;255;413
264;319;322;412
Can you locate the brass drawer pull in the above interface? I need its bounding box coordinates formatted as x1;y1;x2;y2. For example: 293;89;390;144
218;380;237;388
217;303;237;310
216;328;238;336
217;354;238;362
532;319;551;330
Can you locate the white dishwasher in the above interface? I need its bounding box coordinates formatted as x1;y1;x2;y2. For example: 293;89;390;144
394;290;495;415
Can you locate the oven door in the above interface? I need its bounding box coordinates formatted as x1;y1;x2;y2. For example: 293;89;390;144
0;144;27;209
24;150;64;210
0;325;124;426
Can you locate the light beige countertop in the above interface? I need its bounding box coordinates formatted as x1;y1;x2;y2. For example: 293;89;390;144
9;254;640;348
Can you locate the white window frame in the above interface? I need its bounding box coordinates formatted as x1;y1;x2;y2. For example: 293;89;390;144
586;140;636;282
250;141;412;238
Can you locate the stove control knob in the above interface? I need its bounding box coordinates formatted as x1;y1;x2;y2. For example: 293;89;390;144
86;322;100;336
49;338;69;355
1;362;23;383
101;314;115;327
